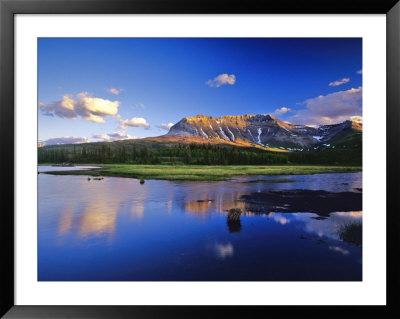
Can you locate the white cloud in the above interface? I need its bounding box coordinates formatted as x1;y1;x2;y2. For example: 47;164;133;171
81;113;106;124
120;117;150;129
39;95;77;119
92;133;111;141
42;136;89;146
329;78;350;87
76;92;119;119
350;115;363;123
39;92;120;124
106;88;123;95
286;87;362;125
274;107;291;115
92;131;136;142
156;123;174;131
356;69;362;74
206;73;236;87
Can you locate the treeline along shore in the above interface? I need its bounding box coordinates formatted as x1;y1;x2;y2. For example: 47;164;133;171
38;141;361;166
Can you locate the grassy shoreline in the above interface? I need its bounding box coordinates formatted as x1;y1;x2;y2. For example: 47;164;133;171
39;164;362;181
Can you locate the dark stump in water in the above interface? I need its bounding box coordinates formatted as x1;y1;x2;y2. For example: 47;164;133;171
227;219;242;233
226;208;242;233
227;208;242;221
241;189;362;217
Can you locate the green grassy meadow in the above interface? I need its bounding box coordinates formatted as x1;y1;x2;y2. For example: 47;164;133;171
42;164;362;181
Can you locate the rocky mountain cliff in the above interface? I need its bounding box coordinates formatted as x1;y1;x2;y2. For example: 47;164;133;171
166;114;362;150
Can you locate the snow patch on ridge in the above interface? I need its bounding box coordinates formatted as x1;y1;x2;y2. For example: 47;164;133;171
226;127;235;141
219;127;229;140
257;128;262;144
312;136;323;141
248;129;255;142
200;128;208;138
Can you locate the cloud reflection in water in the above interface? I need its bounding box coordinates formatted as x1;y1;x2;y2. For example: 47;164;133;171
214;242;234;259
329;246;350;255
269;211;362;241
55;176;150;241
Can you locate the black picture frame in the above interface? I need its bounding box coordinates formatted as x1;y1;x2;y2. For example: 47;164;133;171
1;0;399;318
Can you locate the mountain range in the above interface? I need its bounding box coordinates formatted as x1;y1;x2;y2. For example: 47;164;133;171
38;113;362;166
40;113;362;154
155;114;362;152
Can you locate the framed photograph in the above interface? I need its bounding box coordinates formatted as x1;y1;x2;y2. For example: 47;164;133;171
1;0;399;318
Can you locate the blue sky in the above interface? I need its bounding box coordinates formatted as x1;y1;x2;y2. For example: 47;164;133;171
38;38;362;145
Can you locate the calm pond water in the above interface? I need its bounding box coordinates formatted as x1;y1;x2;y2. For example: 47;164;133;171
38;167;362;281
38;165;101;172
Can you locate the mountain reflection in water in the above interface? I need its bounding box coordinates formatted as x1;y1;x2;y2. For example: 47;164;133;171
38;169;362;281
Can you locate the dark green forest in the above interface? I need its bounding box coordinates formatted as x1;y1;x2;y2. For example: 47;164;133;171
38;142;362;166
